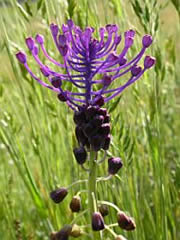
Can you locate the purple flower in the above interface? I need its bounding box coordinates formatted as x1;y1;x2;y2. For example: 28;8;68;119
16;20;155;111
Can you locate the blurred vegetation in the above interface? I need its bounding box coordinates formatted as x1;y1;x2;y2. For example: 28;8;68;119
0;0;179;239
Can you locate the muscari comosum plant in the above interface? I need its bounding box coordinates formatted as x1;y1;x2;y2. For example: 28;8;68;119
16;19;155;240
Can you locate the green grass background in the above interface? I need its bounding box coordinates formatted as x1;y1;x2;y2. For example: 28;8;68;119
0;0;180;239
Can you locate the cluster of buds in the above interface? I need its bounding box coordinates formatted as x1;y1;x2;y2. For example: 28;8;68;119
73;105;111;164
16;19;155;239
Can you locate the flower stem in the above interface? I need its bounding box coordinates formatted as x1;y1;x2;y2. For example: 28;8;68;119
88;150;101;239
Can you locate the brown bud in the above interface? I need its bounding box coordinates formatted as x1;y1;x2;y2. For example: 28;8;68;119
50;187;68;204
117;211;136;231
70;196;81;212
92;212;105;231
99;204;109;217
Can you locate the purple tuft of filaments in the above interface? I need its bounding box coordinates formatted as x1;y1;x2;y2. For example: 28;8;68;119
16;19;155;111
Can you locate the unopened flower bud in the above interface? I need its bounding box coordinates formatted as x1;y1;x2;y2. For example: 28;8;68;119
97;108;107;117
99;123;110;136
108;157;123;175
57;93;67;102
119;57;127;66
99;204;109;217
75;126;88;146
73;146;87;165
70;196;81;212
59;45;68;56
117;211;136;231
92;212;105;231
26;37;34;51
67;19;74;29
51;77;62;88
125;37;134;48
35;34;44;44
50;187;68;204
144;56;156;69
102;134;111;150
85;106;98;119
70;224;82;238
40;67;50;77
90;135;103;151
104;114;110;123
73;111;86;125
92;115;104;127
94;96;105;107
50;23;59;36
142;34;153;48
124;29;135;38
131;65;142;76
51;225;72;240
83;123;96;137
59;35;67;47
102;74;112;86
16;52;27;64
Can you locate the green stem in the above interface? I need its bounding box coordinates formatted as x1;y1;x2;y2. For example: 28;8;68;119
88;150;100;239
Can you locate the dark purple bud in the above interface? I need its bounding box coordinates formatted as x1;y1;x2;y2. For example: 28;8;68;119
144;56;156;69
99;204;109;217
70;196;81;212
108;157;123;175
57;93;67;102
92;115;104;127
35;34;44;44
99;123;110;136
50;187;68;204
119;56;127;66
102;74;112;86
117;211;136;231
92;212;105;231
50;23;59;36
73;146;87;165
102;134;111;150
90;135;103;152
73;110;86;125
131;65;142;76
104;114;110;123
51;77;62;88
125;37;134;48
83;123;96;137
59;35;67;47
97;108;107;117
85;106;98;119
59;45;68;56
40;67;50;77
142;34;153;48
16;52;27;64
25;37;34;51
94;96;104;107
62;24;68;34
75;126;88;146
